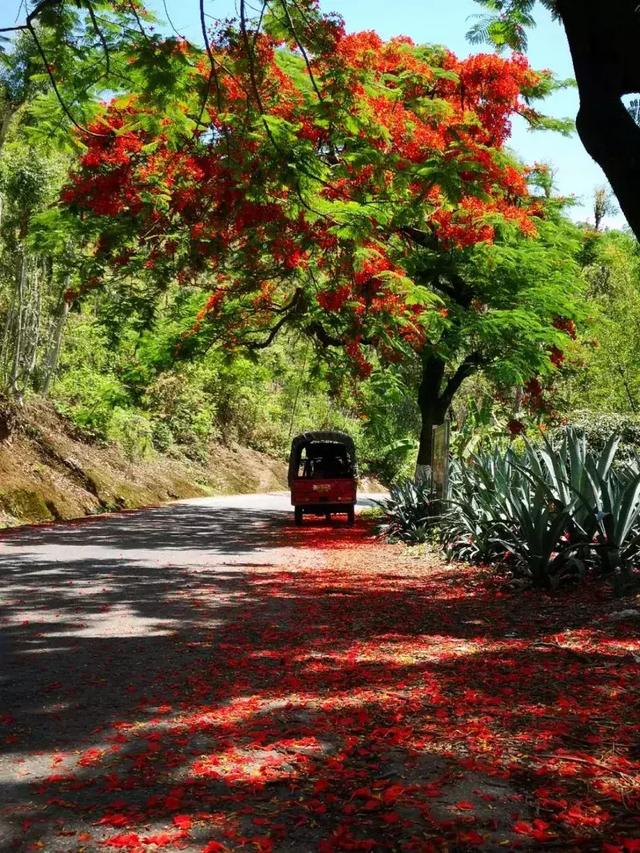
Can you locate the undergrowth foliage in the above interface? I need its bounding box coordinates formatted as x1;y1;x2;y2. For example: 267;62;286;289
374;480;437;544
382;428;640;591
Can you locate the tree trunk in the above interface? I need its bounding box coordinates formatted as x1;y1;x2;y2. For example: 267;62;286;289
557;0;640;240
39;291;69;395
9;252;27;399
415;352;447;481
414;350;484;480
24;258;42;380
0;110;14;155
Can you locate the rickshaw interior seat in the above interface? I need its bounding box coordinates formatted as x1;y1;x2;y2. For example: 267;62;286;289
290;433;357;483
299;447;352;479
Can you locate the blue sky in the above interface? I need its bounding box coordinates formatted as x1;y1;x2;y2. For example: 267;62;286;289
2;0;622;227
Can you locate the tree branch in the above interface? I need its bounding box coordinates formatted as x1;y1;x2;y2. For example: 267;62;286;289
86;1;110;76
25;0;62;26
399;225;437;249
239;0;267;115
245;287;304;348
26;20;105;137
307;320;373;348
1;0;111;137
237;0;331;194
246;312;291;349
276;0;324;102
127;0;151;44
440;352;484;405
272;286;304;314
197;0;228;140
307;320;344;347
161;0;183;40
399;226;476;308
1;0;63;33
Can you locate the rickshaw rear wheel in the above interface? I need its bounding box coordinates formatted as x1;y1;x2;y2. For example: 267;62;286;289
347;506;355;526
294;507;303;526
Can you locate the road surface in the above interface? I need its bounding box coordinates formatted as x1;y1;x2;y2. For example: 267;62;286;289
0;491;383;851
1;491;627;852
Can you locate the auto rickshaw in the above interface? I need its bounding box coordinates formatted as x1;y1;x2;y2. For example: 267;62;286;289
288;431;357;526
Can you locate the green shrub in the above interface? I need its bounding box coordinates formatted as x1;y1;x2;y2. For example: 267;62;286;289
552;411;640;459
151;420;175;453
52;315;130;436
143;369;218;452
106;408;154;461
53;370;129;436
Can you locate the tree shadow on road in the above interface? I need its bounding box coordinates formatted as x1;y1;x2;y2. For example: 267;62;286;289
0;504;292;556
1;513;639;850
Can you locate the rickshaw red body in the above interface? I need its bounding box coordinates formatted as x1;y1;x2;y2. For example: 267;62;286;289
288;432;357;525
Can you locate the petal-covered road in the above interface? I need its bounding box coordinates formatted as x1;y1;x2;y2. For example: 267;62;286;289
1;494;639;852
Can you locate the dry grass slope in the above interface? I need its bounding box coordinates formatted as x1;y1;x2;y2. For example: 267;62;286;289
0;399;287;528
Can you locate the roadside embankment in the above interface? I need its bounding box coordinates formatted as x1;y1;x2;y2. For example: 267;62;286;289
0;398;287;528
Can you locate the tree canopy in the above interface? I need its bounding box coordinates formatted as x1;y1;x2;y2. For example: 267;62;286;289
6;1;640;243
54;3;583;464
0;0;592;471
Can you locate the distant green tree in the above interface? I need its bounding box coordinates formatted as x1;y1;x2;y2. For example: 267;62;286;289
562;230;640;415
0;2;145;400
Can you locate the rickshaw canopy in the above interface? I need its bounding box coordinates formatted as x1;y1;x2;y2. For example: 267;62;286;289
288;431;357;486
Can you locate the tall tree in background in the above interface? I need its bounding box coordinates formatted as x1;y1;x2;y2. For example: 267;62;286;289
593;186;618;232
0;3;146;400
470;0;640;240
60;4;583;468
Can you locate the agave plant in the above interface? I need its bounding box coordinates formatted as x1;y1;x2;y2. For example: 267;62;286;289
382;427;640;592
590;466;640;590
528;429;620;546
498;470;585;587
519;429;640;585
441;451;517;563
375;479;437;544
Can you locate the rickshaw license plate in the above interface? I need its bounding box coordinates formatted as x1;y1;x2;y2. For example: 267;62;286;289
313;484;331;493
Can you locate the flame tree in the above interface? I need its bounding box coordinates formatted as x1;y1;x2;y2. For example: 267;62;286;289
60;1;583;470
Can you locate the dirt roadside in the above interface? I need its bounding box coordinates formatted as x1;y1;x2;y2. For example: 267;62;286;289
0;399;287;528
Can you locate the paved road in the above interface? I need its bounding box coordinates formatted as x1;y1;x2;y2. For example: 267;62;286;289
0;489;384;644
0;489;383;567
2;492;595;852
0;491;384;851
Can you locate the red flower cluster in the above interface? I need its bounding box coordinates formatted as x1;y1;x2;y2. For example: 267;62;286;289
318;286;351;312
345;338;373;377
550;345;565;367
553;316;577;339
60;13;550;377
507;418;526;436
